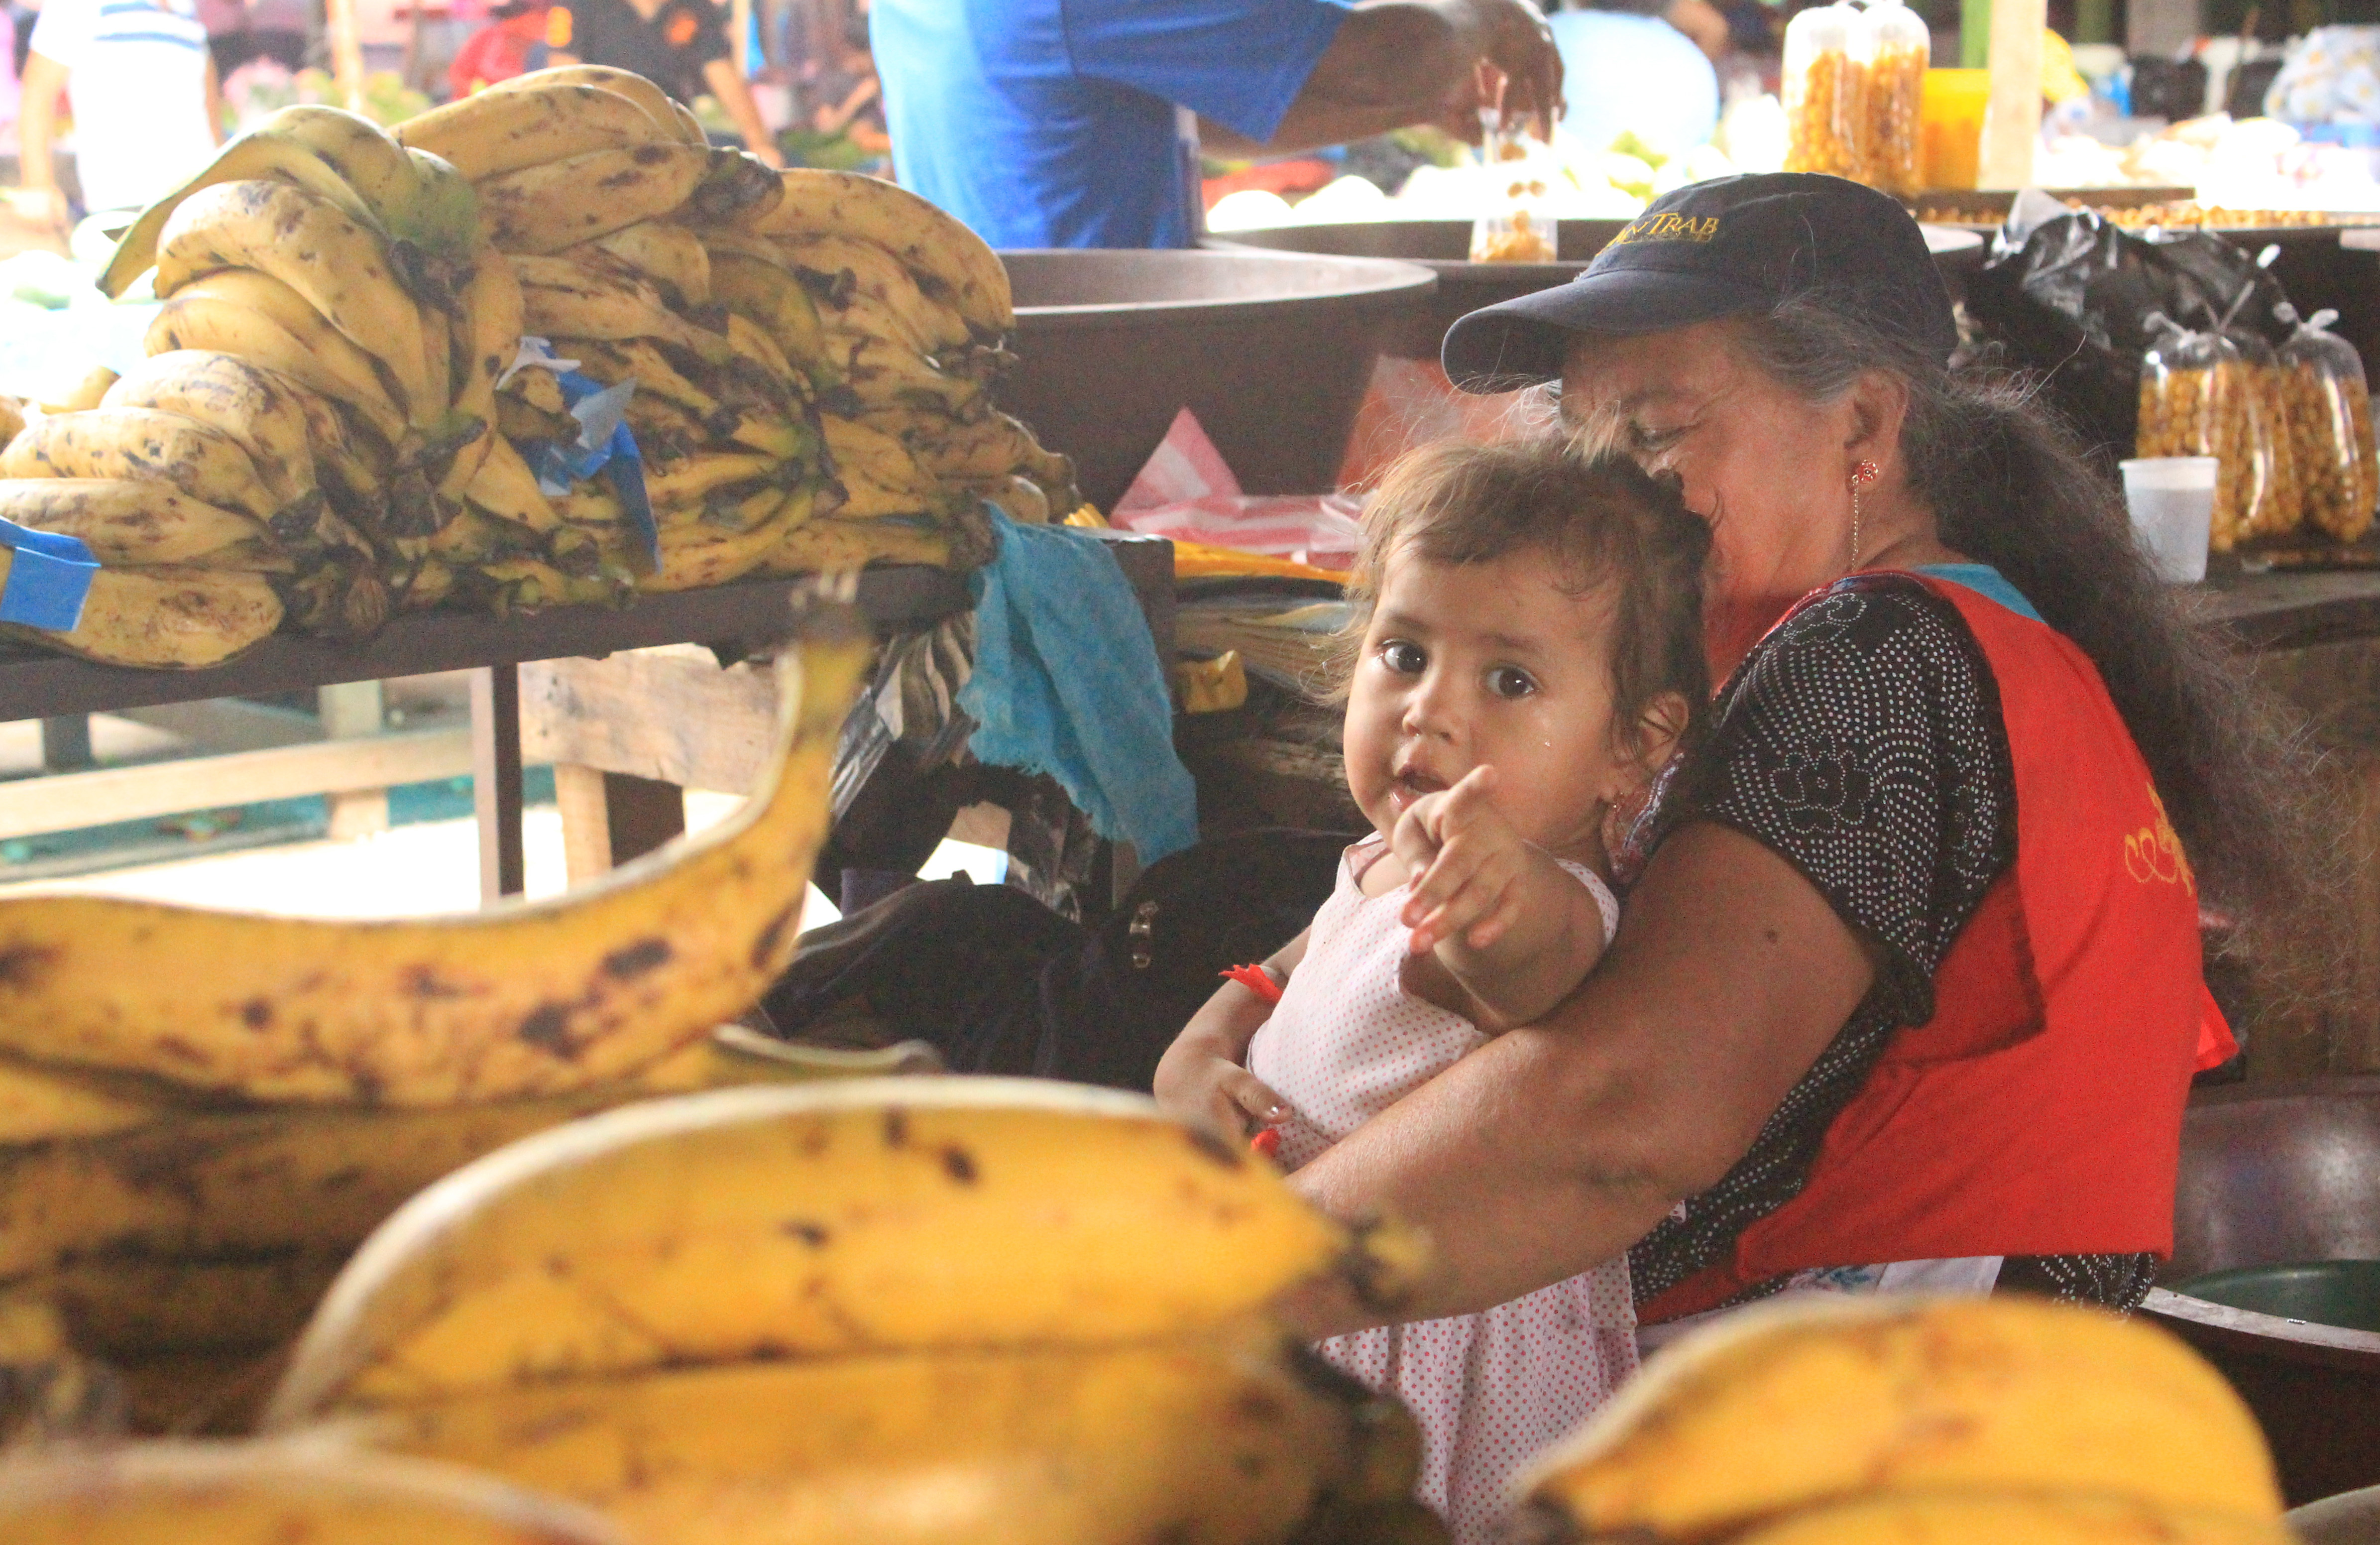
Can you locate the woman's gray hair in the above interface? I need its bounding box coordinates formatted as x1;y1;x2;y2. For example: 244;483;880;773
1730;297;2313;942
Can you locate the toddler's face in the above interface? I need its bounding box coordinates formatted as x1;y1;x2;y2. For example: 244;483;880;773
1343;544;1645;865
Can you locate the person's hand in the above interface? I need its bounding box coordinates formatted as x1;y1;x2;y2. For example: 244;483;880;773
1467;0;1564;138
1152;1041;1289;1140
1393;765;1531;956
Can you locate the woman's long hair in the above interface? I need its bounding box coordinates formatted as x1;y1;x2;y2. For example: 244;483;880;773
1734;297;2311;932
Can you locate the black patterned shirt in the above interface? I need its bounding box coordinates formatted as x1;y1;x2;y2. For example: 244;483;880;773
1625;572;2159;1315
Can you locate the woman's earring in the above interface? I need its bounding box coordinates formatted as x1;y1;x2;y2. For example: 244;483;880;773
1849;460;1880;567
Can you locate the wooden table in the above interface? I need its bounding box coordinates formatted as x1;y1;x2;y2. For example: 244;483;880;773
0;567;973;901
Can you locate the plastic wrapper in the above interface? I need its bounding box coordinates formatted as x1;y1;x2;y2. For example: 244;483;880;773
1965;209;2299;460
1861;0;1929;196
1470;116;1560;263
2137;316;2272;554
2224;329;2303;540
1783;3;1863;179
2277;306;2378;544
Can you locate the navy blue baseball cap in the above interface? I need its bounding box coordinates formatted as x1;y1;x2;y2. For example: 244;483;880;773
1441;172;1958;391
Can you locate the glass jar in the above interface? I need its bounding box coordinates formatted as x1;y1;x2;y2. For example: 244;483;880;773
2277;305;2378;543
1860;0;1930;195
1783;2;1864;179
2137;315;2269;554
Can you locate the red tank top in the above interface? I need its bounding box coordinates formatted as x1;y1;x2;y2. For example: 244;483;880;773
1639;573;2231;1324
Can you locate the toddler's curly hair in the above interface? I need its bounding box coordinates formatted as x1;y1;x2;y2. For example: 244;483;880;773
1328;439;1712;768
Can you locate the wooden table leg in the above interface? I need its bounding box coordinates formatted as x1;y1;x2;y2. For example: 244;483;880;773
38;715;91;772
471;664;524;903
555;764;685;885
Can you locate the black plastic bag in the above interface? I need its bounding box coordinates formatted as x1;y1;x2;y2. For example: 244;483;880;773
1965;209;2294;458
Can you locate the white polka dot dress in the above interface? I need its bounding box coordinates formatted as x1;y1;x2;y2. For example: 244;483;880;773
1247;839;1638;1545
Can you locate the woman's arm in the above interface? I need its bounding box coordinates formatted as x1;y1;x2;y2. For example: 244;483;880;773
1283;821;1875;1333
15;51;68;231
204;55;226;146
1152;927;1310;1136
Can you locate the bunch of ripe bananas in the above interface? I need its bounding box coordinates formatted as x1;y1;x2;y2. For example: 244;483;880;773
394;65;812;602
1513;1294;2293;1545
256;1077;1437;1545
0;621;878;1436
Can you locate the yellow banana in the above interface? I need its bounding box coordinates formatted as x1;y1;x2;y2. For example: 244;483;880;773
147;274;411;445
822;413;937;500
289;384;396;516
268;1077;1426;1417
0;409;278;522
100;106;474;299
483;65;708;146
1711;1492;2295;1545
642;448;782;510
103;351;316;510
554;336;719;417
462;435;564;534
621;393;703;460
0;558;283;667
637;491;801;591
0;478;271;566
723;310;801;392
572;220;710;307
0;1441;624;1545
0;625;864;1103
419;301;453;426
438;244;525;500
477;144;711;255
1521;1295;2285;1539
395;81;672;182
874;403;1076;493
32;1251;348;1356
42;367;119;415
760;513;955;575
512;255;733;366
347;1329;1372;1545
0;1050;167;1145
707;250;825;367
0;397;22;445
775;232;974;355
824;330;988;419
748;167;1014;338
153;180;433;415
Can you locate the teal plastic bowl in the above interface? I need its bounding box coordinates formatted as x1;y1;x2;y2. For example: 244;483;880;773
2173;1261;2380;1334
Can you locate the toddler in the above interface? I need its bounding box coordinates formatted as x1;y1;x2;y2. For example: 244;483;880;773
1155;439;1711;1544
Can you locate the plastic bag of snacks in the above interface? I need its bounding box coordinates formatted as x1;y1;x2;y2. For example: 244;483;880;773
1783;1;1864;179
2224;327;2304;540
1470;112;1561;263
2137;313;2273;554
1861;0;1928;195
2275;305;2378;543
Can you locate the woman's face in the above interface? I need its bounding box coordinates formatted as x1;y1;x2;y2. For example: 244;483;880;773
1560;320;1863;668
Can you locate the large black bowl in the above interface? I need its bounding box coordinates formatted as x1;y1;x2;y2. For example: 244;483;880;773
997;248;1436;512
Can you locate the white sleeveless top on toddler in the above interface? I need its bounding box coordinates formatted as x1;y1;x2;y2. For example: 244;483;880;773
1247;837;1638;1545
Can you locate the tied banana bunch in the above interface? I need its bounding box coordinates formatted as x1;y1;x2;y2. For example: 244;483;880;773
396;66;822;597
712;169;1080;573
0;619;911;1436
262;1076;1440;1545
1508;1295;2292;1545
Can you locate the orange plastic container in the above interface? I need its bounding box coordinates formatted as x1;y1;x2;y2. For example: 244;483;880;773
1921;69;1990;190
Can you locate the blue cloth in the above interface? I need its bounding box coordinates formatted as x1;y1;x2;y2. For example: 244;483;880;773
1548;9;1718;157
960;514;1200;863
873;0;1350;249
1915;563;2044;624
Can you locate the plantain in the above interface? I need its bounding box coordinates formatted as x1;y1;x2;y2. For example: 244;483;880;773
774;232;975;354
706;250;826;369
481;64;708;147
267;1078;1428;1417
0;622;866;1102
103;352;316;510
0;410;281;523
511;255;734;366
476;144;711;255
571;220;710;308
0;558;283;667
637;491;803;591
760;513;957;575
0;1441;623;1545
395;81;672;182
153;180;433;416
0;478;272;567
347;1327;1372;1545
1519;1295;2285;1540
147;277;411;446
438;243;524;500
747;167;1014;338
824;329;988;419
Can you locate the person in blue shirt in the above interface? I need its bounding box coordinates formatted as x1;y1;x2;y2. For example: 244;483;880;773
872;0;1564;249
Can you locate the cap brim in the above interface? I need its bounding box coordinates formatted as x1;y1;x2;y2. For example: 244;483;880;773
1440;268;1773;393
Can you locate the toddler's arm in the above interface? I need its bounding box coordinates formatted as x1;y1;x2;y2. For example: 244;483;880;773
1152;928;1309;1138
1393;767;1608;1032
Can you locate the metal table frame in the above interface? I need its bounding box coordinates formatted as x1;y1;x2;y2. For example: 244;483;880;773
0;567;974;901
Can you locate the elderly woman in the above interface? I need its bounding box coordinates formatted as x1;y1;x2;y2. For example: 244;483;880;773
1157;173;2298;1340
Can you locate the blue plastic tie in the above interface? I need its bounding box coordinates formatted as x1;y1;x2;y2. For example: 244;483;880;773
0;518;99;632
524;368;660;575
